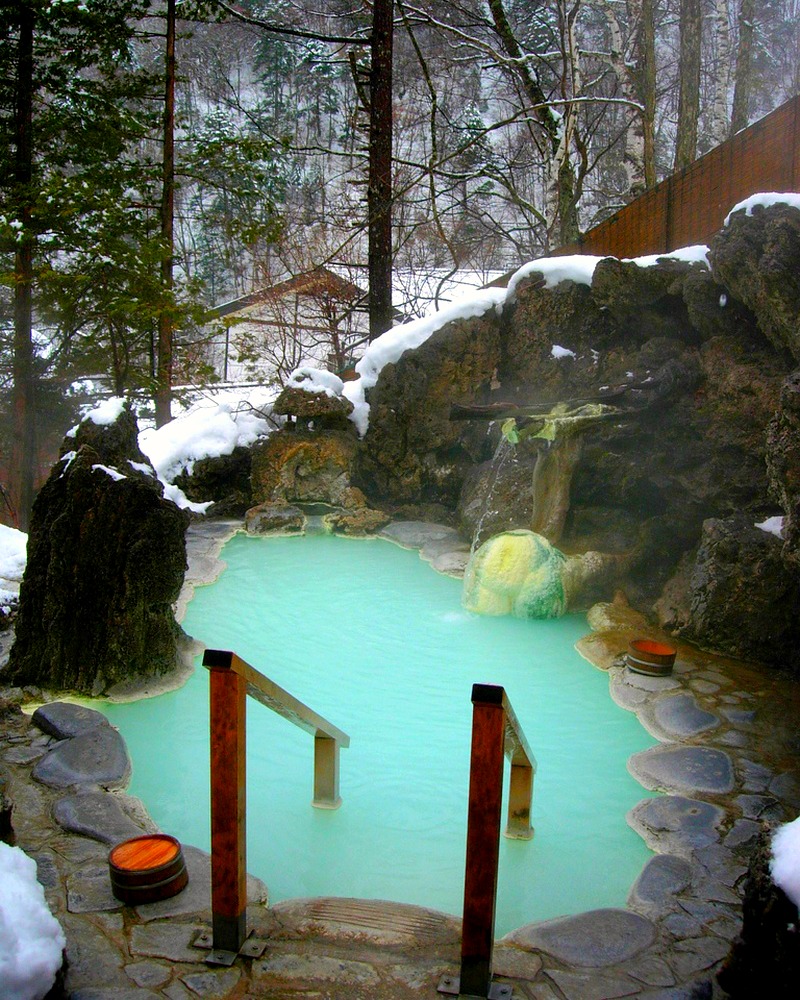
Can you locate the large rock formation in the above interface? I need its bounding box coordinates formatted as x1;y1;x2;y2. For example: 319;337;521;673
4;402;189;696
354;311;501;506
350;205;800;669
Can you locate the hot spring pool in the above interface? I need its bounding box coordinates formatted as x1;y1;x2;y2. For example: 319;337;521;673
99;531;657;934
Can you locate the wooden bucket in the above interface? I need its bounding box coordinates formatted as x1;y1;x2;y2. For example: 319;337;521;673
626;638;677;676
109;834;188;905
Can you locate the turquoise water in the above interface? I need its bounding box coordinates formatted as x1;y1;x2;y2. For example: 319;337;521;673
99;532;656;934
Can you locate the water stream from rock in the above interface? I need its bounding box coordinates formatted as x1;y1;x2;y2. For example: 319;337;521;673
99;532;657;934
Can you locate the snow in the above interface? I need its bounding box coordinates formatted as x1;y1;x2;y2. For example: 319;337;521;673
80;395;128;428
92;464;127;482
287;366;345;398
771;815;800;908
551;345;576;359
507;255;605;299
138;386;280;510
725;192;800;226
0;525;27;609
755;516;785;538
0;843;65;1000
626;245;710;268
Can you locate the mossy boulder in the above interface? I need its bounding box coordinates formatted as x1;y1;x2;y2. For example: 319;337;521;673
463;530;568;619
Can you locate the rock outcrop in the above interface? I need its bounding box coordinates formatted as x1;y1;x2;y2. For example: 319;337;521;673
350;206;800;668
4;403;189;697
355;312;501;506
717;829;800;998
657;517;800;671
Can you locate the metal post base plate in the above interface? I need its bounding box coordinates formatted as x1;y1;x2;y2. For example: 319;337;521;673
437;975;513;999
193;929;268;965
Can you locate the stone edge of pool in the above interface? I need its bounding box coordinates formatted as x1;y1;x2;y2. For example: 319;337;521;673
1;518;798;997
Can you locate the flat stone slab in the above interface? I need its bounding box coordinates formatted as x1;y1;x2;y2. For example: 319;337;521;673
546;968;642;999
380;521;462;550
724;817;762;849
32;701;110;740
129;922;206;963
628;854;692;913
629;795;725;850
134;845;267;921
271;896;460;947
54;789;146;844
429;550;470;576
67;867;124;914
629;746;734;796
253;953;380;988
32;725;131;789
503;908;656;967
180;968;241;997
652;694;719;738
621;671;681;693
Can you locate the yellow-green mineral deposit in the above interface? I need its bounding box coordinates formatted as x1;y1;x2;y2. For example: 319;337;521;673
463;529;568;619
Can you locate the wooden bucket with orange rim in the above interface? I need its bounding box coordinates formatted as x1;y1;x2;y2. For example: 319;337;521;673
626;638;677;676
108;834;188;905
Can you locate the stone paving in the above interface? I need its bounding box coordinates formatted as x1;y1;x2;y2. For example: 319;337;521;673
1;519;800;999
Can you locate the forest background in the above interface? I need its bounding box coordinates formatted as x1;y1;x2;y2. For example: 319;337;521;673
1;0;799;528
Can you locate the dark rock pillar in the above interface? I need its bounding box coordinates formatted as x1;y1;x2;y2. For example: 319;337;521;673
4;403;189;696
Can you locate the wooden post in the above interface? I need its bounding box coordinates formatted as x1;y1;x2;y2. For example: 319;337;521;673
313;733;342;809
208;655;247;954
506;761;534;840
460;685;506;998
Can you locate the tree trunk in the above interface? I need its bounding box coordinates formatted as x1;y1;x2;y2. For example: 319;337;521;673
488;0;580;245
709;0;732;145
639;0;656;188
673;0;702;171
730;0;755;135
10;3;36;531
155;0;176;426
613;0;656;197
367;0;394;341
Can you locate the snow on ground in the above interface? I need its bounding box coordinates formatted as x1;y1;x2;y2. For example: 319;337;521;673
0;525;27;610
725;192;800;226
0;842;65;1000
771;815;800;907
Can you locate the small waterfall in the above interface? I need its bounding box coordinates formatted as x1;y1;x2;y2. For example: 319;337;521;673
470;430;516;554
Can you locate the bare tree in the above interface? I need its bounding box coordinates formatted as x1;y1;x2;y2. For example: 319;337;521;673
674;0;702;170
730;0;755;134
708;0;732;144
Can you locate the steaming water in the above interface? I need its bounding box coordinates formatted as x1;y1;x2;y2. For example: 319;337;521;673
100;532;656;934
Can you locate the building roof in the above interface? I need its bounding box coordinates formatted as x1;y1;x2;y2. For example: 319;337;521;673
207;267;368;321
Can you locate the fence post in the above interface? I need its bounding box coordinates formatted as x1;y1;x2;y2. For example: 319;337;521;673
459;684;506;998
207;653;248;954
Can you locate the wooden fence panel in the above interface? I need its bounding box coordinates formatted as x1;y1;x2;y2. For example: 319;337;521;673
565;95;800;259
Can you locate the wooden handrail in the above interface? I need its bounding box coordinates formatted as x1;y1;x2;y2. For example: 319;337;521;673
441;683;536;1000
203;648;350;747
203;648;350;956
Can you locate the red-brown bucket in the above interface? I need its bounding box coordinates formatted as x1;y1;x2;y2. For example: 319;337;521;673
108;834;188;905
626;638;677;676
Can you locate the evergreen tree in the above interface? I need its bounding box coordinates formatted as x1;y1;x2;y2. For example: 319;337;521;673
0;0;153;527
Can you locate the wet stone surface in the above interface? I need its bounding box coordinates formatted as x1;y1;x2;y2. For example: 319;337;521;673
1;519;799;998
629;746;735;797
